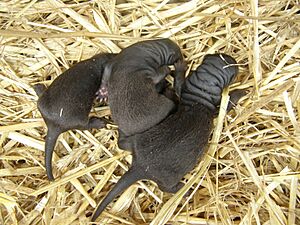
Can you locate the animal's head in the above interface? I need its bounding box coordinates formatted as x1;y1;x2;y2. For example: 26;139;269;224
145;38;183;65
181;53;239;110
201;53;238;86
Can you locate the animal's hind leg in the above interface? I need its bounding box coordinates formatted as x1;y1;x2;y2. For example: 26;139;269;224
83;117;107;130
117;129;133;151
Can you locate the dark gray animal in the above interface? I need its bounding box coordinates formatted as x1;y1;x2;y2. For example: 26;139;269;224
34;53;115;181
102;38;186;137
91;53;243;221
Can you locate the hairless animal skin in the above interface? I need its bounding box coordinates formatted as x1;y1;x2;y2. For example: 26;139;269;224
34;53;115;181
91;54;244;221
102;38;186;137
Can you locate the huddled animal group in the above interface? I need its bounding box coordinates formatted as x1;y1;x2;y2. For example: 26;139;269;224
33;38;244;222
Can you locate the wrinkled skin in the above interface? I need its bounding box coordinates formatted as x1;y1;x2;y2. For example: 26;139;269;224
34;53;116;181
102;38;186;137
92;53;245;221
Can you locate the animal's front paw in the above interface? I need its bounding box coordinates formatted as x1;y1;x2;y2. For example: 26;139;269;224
173;60;187;97
174;59;187;72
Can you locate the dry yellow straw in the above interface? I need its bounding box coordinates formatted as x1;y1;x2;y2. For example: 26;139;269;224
0;0;298;224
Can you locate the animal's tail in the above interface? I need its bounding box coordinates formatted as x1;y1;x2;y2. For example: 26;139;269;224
91;166;143;222
44;126;61;181
33;83;59;180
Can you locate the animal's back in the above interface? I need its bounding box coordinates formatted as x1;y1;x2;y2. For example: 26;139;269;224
111;38;183;71
131;53;239;185
108;71;175;135
37;54;113;127
133;103;213;186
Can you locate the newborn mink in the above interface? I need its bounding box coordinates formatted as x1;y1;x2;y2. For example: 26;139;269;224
34;53;115;181
102;38;186;137
91;53;244;221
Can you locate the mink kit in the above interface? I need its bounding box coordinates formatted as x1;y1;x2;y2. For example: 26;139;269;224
91;53;244;221
34;53;115;180
101;38;186;137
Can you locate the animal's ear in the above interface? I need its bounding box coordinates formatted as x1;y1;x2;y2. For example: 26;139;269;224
227;89;247;112
33;84;47;97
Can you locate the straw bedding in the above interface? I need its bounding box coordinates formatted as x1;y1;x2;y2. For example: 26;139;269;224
0;0;299;224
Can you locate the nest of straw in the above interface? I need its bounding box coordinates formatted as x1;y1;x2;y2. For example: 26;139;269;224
0;0;299;224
